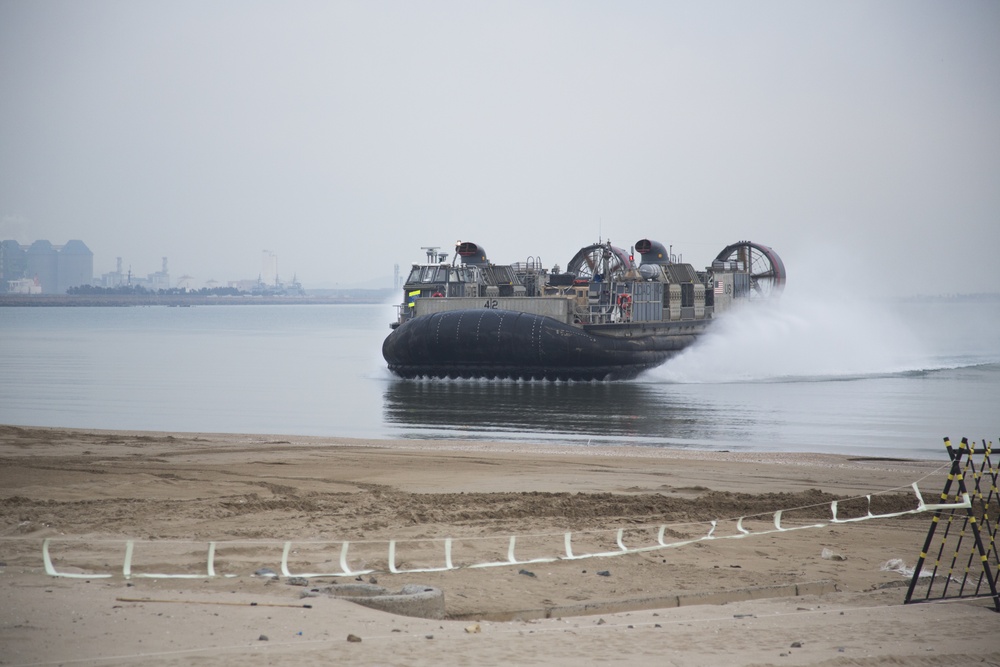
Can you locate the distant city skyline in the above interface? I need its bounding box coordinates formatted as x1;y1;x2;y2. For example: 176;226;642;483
0;237;391;292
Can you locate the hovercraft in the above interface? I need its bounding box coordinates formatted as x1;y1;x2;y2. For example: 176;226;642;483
382;239;785;381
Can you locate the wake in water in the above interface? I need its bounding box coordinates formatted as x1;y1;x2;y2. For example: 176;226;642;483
648;294;936;384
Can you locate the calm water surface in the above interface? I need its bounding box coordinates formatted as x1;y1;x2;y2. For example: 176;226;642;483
1;297;997;459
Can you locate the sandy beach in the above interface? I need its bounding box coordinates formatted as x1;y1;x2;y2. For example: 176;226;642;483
1;424;997;666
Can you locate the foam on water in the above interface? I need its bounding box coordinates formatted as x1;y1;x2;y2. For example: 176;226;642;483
647;294;933;384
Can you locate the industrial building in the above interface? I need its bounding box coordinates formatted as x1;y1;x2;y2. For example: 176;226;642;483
1;240;94;294
99;256;170;291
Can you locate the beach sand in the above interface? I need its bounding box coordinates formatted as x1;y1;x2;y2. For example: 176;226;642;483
1;425;997;666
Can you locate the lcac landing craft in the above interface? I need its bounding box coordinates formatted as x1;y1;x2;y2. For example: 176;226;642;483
382;238;785;381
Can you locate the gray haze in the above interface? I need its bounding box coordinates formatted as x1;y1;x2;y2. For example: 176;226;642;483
2;1;998;295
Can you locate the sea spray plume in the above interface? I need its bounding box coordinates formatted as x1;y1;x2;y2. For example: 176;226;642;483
649;294;929;383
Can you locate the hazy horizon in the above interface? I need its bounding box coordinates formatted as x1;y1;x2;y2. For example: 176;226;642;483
2;1;998;296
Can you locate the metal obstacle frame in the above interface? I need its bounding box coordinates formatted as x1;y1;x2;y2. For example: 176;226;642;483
904;437;1000;612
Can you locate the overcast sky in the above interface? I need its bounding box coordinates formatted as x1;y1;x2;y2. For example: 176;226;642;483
2;1;997;295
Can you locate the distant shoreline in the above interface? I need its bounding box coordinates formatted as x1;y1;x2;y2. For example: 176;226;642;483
0;293;393;307
3;291;995;307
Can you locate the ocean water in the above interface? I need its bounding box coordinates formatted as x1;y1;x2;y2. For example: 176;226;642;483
1;296;997;459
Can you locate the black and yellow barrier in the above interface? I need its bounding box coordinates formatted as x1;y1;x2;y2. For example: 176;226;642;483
905;437;999;612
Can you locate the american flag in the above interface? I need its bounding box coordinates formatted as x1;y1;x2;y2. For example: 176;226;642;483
714;280;724;294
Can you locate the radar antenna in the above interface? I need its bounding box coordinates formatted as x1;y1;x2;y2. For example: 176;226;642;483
420;246;448;263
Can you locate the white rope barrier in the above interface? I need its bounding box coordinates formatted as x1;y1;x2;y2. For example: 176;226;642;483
29;479;971;580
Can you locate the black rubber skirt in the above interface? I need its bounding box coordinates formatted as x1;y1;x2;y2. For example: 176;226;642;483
382;309;696;381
